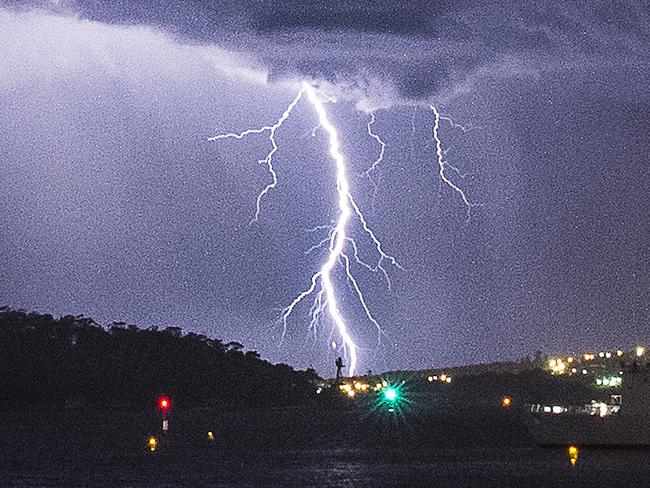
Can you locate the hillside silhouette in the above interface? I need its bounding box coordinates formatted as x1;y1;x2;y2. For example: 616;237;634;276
0;307;319;410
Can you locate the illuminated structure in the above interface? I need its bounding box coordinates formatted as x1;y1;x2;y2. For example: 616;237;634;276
335;356;345;380
544;346;647;381
526;363;650;446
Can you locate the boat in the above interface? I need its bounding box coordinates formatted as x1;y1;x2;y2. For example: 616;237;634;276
525;363;650;446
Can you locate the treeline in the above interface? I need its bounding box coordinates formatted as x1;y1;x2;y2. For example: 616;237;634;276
0;308;319;410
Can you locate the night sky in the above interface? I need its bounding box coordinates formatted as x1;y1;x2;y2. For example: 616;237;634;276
1;1;649;375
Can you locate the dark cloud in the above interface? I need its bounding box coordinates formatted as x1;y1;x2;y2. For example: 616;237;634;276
253;1;451;36
5;0;649;105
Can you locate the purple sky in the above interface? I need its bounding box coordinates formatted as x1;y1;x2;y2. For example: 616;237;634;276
1;1;649;375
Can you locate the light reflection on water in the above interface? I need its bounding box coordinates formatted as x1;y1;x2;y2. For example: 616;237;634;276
3;446;650;487
568;445;579;467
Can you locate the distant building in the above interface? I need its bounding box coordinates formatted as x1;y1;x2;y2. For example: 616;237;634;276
420;357;537;380
541;346;648;389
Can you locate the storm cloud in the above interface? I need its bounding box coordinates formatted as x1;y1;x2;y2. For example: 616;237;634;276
1;2;649;374
5;0;649;108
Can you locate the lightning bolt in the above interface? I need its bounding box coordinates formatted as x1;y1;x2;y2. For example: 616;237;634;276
357;112;388;207
431;106;478;221
361;112;385;176
211;82;403;377
208;89;304;224
210;85;472;377
282;83;403;377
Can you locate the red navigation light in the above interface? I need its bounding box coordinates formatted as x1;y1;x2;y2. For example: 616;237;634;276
158;396;171;410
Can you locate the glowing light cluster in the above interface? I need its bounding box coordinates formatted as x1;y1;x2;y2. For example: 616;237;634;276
427;373;452;383
596;376;622;387
548;348;645;377
339;381;370;397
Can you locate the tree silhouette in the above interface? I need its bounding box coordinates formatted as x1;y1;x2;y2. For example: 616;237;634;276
0;308;319;410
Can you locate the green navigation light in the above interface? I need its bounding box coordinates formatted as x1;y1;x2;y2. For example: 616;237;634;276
384;387;398;402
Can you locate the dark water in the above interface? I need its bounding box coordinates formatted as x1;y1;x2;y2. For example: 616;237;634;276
3;445;650;487
3;407;650;487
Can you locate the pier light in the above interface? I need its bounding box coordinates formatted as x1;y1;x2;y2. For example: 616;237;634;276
501;396;512;408
427;375;434;383
598;352;605;358
616;350;624;357
636;346;645;357
568;445;579;467
605;352;612;359
148;436;158;452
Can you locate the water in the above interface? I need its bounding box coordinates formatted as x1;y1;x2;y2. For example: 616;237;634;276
3;446;650;487
3;407;650;486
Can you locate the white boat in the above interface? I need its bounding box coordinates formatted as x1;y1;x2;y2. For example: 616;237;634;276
525;365;650;446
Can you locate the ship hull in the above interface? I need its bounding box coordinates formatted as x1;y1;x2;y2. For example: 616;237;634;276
526;414;650;447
